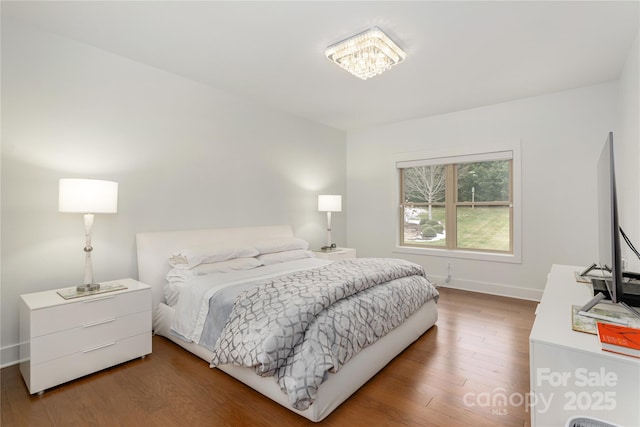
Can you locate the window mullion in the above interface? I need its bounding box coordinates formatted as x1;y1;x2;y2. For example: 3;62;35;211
446;164;456;249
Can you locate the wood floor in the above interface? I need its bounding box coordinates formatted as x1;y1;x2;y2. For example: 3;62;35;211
1;287;538;427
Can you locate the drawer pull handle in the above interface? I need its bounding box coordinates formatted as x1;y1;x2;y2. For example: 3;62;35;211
82;295;116;303
83;342;116;353
83;318;116;328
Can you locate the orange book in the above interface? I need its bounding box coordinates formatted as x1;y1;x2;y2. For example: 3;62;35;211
596;322;640;358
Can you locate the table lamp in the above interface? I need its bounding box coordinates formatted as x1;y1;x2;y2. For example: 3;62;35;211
59;179;118;292
318;195;342;250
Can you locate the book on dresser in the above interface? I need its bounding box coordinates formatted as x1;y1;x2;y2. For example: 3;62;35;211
596;322;640;358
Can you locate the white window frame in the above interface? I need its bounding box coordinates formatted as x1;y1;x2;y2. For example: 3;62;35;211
393;141;522;264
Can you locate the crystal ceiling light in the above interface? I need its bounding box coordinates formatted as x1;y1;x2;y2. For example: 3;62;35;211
325;27;406;80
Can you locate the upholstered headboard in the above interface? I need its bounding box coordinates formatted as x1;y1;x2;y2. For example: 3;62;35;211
135;225;295;313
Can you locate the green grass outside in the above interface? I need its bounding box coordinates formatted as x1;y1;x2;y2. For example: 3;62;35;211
410;206;510;251
457;206;510;251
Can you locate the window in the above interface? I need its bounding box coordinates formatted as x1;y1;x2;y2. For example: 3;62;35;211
398;151;514;255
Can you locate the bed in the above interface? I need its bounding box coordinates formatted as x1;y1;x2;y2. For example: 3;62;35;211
136;225;438;422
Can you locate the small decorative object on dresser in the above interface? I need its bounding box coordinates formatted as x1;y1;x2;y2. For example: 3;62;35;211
19;278;152;395
312;247;356;261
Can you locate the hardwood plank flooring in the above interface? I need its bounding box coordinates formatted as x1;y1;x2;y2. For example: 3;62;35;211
1;287;537;426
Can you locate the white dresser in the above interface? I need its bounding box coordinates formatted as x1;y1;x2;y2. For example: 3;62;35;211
529;265;640;427
312;247;356;261
19;278;152;394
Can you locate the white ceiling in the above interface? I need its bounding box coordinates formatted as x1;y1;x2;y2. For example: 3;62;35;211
4;1;639;131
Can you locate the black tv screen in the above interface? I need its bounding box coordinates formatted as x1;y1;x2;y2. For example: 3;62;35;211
597;131;623;303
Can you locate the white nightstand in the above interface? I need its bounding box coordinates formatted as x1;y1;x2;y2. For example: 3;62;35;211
19;278;152;394
312;247;357;261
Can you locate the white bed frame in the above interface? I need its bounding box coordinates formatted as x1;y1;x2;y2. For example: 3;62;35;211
136;225;438;422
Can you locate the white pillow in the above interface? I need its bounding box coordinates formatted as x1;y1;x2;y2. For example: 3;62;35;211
166;257;263;282
253;237;309;254
169;244;259;269
195;257;263;274
257;249;314;265
164;257;264;307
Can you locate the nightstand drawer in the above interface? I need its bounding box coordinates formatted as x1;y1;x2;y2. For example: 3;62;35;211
31;289;150;337
27;333;151;394
30;311;151;365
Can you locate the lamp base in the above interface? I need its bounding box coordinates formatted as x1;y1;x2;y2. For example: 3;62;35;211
76;283;101;293
320;244;337;251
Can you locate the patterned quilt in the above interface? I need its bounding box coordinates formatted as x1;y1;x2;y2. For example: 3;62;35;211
209;258;438;410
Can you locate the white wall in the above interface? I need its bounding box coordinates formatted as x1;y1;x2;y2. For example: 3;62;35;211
346;82;619;299
617;30;640;273
0;22;346;366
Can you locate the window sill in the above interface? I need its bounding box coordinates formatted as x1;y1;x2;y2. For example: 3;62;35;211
392;245;521;264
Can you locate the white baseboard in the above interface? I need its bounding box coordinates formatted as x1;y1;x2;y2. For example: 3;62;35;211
431;275;543;301
1;343;22;368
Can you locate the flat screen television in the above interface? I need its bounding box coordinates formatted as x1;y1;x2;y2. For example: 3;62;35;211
580;132;640;320
598;131;623;302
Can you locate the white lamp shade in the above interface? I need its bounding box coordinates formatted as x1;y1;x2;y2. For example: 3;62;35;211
59;179;118;213
318;195;342;212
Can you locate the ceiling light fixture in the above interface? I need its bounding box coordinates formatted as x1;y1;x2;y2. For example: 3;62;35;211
325;27;406;80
